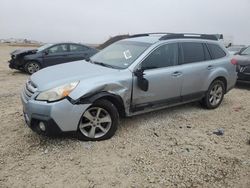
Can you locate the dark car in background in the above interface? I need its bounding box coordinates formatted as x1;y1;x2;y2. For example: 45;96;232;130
227;45;246;55
9;43;98;74
234;46;250;81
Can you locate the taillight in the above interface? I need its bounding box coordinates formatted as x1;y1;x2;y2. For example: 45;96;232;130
231;58;237;65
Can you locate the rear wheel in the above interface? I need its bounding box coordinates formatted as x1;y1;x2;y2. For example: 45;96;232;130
24;61;41;74
201;80;225;109
77;99;119;141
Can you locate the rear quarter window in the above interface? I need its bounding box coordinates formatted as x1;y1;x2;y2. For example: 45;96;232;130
181;42;206;64
207;43;226;59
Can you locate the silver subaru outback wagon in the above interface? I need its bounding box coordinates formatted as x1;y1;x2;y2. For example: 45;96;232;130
21;33;237;141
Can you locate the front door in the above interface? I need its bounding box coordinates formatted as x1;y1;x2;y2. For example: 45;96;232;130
43;44;70;67
131;43;183;111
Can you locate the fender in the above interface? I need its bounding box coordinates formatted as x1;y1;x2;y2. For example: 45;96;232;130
77;91;124;105
203;67;229;91
23;54;43;67
68;91;126;117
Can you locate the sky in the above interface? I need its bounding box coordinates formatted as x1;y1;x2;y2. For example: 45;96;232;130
0;0;250;45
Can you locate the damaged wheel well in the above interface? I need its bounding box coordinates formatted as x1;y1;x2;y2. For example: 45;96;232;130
78;92;126;117
98;96;126;117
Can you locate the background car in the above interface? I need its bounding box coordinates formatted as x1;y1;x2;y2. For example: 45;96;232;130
9;43;98;74
234;46;250;81
227;45;246;55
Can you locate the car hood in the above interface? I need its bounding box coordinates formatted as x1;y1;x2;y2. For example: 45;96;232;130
31;60;120;91
11;48;37;56
234;55;250;66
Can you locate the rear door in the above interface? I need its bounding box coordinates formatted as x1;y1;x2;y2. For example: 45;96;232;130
43;44;71;66
68;44;91;62
131;43;183;111
178;42;212;99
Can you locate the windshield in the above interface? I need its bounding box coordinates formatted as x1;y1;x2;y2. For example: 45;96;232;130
227;47;242;52
241;47;250;55
90;40;151;69
37;43;53;52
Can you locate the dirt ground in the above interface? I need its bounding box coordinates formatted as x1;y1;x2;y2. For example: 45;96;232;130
0;44;249;188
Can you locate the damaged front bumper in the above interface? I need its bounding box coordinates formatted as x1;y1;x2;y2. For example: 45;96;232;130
8;58;22;70
21;90;91;135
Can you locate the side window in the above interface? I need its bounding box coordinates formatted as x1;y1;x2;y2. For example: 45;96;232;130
48;44;68;54
70;44;88;52
207;43;226;59
141;43;178;70
181;42;205;64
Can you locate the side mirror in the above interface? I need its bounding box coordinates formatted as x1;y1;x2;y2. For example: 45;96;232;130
43;50;49;55
134;68;149;92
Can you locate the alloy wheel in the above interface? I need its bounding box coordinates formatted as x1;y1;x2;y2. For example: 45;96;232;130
27;63;40;74
79;107;112;139
209;84;223;106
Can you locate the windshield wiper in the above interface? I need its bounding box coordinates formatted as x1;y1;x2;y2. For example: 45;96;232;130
92;61;121;69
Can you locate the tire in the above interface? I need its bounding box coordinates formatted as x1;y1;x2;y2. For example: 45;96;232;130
201;80;225;109
24;61;41;74
77;99;119;141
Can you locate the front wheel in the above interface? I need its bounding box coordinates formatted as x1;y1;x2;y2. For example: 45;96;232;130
24;61;41;74
201;80;225;109
77;99;119;141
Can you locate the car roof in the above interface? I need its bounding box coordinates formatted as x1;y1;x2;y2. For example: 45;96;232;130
121;33;221;45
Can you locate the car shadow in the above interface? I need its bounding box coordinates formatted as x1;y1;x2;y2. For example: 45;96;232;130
9;70;28;75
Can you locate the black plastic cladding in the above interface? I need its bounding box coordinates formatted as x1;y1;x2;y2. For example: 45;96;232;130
159;34;218;41
128;33;172;38
128;33;220;41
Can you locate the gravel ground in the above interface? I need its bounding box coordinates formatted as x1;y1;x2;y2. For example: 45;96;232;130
0;44;249;188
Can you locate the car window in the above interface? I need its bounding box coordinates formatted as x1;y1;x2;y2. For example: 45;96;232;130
241;47;250;55
91;41;150;69
181;42;205;64
70;44;88;52
48;44;68;54
207;43;226;59
141;43;178;70
37;43;53;52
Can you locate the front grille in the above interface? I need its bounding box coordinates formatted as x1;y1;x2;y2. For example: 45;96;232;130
23;80;37;101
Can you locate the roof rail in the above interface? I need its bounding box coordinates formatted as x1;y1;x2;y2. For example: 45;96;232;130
129;32;171;38
159;33;219;41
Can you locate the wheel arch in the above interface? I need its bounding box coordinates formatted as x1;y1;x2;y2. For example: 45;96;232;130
25;59;42;67
205;68;229;92
213;76;227;92
77;92;126;117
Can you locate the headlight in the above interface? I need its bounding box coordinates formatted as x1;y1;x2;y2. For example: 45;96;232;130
36;81;79;102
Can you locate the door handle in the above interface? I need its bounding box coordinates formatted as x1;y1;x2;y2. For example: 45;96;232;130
207;65;214;70
171;71;182;77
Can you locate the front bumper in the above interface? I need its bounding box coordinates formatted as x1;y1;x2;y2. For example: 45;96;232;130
9;59;19;69
9;59;25;71
21;91;91;135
